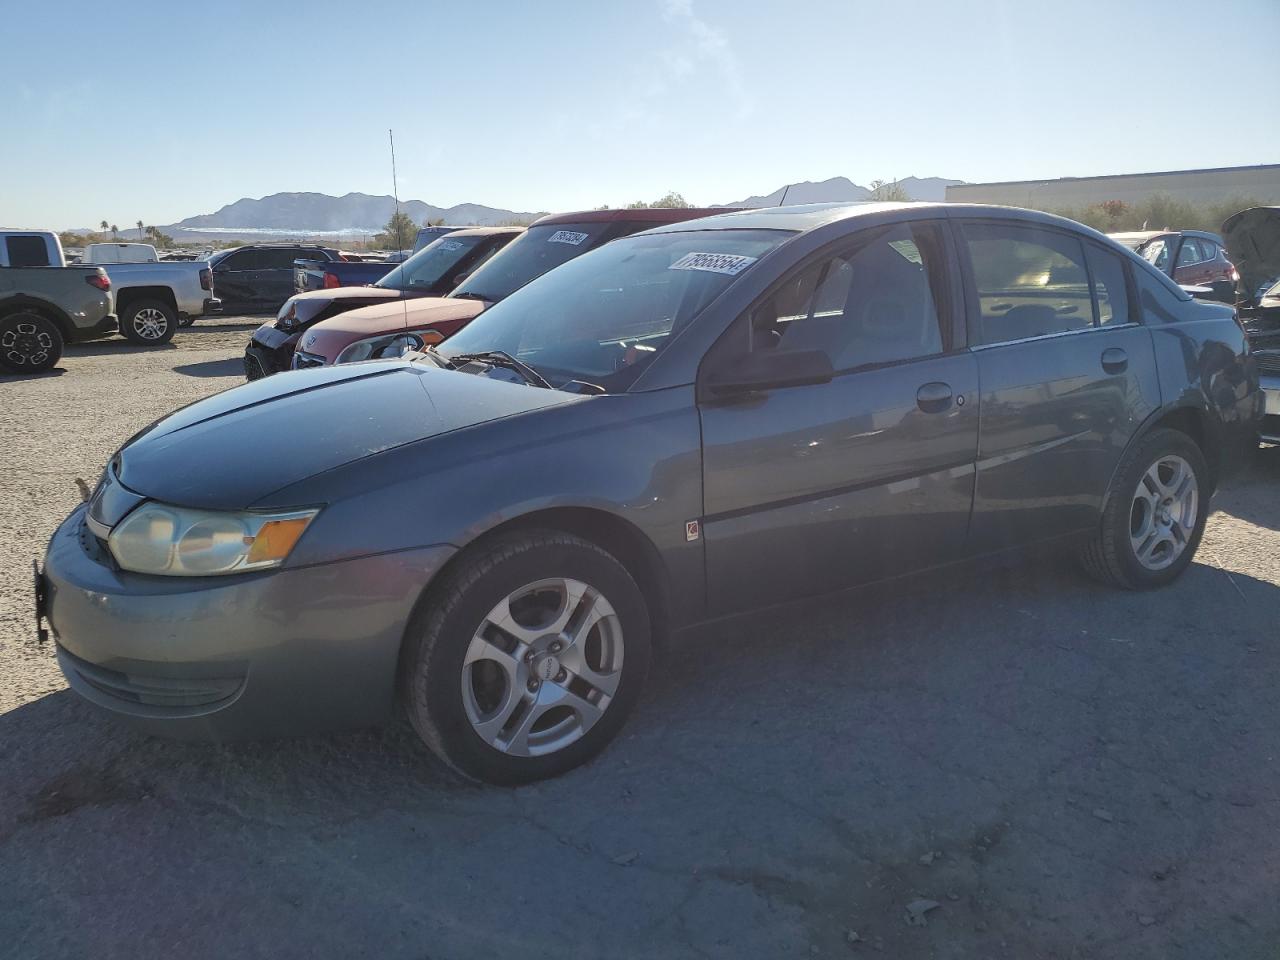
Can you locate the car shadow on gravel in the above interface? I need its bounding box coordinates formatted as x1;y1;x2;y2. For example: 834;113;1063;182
1216;444;1280;531
0;368;67;382
173;358;244;378
3;554;1279;958
64;341;178;358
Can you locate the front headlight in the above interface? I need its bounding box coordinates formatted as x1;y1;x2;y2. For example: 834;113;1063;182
108;504;319;576
335;332;424;365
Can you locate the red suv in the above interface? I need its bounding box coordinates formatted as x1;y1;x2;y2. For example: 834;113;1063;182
1111;230;1238;288
291;207;731;369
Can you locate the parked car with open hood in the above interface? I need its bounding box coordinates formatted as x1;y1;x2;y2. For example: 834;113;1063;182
1222;206;1280;444
244;228;521;379
290;207;729;371
38;202;1260;784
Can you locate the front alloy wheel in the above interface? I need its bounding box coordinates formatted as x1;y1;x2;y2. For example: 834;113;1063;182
121;299;177;346
400;531;651;784
463;578;624;758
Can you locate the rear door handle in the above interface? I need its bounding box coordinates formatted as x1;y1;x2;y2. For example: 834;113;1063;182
916;381;953;413
1101;347;1128;374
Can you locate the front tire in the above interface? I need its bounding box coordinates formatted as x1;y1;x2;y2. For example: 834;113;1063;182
120;299;177;345
0;310;64;373
400;531;652;785
1081;428;1209;589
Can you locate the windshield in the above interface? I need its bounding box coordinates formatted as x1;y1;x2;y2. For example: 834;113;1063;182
449;222;615;303
438;228;792;392
375;235;485;291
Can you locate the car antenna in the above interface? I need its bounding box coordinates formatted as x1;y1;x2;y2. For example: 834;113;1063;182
389;128;403;260
777;184;790;207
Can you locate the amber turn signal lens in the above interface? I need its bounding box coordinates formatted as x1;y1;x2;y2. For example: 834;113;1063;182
246;517;313;564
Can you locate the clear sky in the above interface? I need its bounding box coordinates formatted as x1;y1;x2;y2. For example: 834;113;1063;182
4;0;1278;229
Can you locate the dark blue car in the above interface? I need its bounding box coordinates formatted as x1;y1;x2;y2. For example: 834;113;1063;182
39;202;1261;784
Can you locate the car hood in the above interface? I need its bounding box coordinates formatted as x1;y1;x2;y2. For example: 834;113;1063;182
286;286;404;326
1222;206;1280;304
298;297;486;360
115;360;582;510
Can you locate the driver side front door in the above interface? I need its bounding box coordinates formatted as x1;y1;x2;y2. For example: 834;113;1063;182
697;221;979;616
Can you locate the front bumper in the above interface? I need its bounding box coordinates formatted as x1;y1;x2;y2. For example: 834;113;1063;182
42;505;455;740
244;324;300;380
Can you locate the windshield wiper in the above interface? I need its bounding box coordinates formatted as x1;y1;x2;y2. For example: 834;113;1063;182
446;350;553;389
450;291;491;302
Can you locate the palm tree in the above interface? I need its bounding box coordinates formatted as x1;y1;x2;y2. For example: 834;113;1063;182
99;220;109;234
136;220;144;240
110;224;119;240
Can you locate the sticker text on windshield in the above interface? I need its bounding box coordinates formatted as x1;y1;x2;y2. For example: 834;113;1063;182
547;231;590;245
669;252;758;276
437;240;463;251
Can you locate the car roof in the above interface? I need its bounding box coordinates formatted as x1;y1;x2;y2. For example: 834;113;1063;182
435;226;524;237
639;201;938;234
531;207;734;227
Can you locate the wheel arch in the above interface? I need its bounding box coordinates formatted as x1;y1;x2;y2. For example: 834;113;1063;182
115;285;178;316
408;505;673;652
0;295;74;341
1102;402;1220;512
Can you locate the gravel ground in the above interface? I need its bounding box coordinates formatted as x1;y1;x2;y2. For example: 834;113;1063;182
1;317;1278;959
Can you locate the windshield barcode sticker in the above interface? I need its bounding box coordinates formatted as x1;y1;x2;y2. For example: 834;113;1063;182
669;252;758;276
548;230;589;245
437;239;463;251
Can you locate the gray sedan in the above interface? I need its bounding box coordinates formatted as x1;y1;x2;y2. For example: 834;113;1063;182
38;203;1262;784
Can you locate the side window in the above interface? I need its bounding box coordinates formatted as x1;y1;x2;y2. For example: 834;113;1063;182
263;249;306;269
960;223;1092;344
6;235;51;268
744;222;948;370
1176;238;1203;267
220;250;264;271
1085;245;1131;326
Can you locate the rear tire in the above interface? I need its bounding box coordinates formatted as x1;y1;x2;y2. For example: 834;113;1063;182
1081;428;1209;589
399;530;652;785
0;310;63;374
120;298;177;345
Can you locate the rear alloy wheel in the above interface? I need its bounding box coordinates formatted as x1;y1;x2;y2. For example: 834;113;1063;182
121;299;177;345
0;311;63;374
400;531;651;784
1081;428;1209;589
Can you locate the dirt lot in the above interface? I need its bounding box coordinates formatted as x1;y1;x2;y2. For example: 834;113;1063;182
1;317;1278;959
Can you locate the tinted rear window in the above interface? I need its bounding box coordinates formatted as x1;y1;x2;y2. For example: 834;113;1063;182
6;235;51;267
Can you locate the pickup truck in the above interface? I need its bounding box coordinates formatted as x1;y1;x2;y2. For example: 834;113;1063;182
292;256;397;294
0;230;115;373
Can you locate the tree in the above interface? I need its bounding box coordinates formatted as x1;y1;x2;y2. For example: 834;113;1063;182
110;224;119;240
99;220;109;233
136;220;144;240
626;191;690;209
373;210;418;250
869;179;912;202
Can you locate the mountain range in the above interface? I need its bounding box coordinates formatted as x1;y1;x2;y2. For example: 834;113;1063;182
723;176;964;207
152;177;966;240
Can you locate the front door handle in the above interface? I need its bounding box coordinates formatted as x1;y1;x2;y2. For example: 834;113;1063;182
916;381;953;413
1101;347;1128;374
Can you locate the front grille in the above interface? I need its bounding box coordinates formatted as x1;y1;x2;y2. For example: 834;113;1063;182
243;352;266;381
60;646;245;710
293;351;325;370
1256;351;1280;376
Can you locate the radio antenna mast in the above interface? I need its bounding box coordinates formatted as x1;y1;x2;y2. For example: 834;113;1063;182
777;184;791;207
389;128;403;258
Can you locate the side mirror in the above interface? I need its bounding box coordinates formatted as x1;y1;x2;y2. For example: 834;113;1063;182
705;348;834;397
